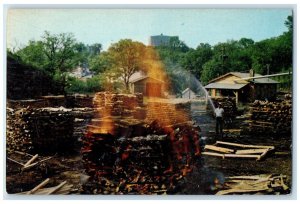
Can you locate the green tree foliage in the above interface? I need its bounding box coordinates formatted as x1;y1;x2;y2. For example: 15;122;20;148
105;39;147;91
180;43;213;79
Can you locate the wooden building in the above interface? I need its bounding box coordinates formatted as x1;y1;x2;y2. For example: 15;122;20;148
182;88;196;99
129;75;165;97
204;72;279;103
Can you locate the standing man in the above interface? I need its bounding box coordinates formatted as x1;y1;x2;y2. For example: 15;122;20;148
215;103;224;137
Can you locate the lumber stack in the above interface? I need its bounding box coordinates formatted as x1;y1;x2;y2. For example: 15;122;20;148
202;141;275;161
211;97;237;118
216;174;289;195
242;99;292;136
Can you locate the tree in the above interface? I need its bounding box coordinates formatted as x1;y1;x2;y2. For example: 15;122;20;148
41;31;77;94
106;39;147;91
200;59;223;85
180;43;213;79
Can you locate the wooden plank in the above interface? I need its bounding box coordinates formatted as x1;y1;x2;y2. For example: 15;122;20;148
226;175;271;180
26;178;50;195
216;141;275;150
18;184;73;195
204;145;234;153
22;156;53;171
235;149;268;155
24;154;38;167
7;157;24;166
256;149;269;161
46;181;67;195
216;187;270;195
202;152;225;159
224;154;260;159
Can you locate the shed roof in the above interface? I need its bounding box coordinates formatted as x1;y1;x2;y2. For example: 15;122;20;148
209;72;279;84
129;76;165;84
204;83;248;90
182;88;196;94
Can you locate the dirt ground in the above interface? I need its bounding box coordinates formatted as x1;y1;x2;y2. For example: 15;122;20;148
5;104;292;195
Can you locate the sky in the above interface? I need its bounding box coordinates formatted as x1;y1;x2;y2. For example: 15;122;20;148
6;8;292;51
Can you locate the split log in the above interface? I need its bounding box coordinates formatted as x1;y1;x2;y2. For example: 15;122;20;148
216;141;275;150
204;145;234;153
26;178;50;195
216;186;270;195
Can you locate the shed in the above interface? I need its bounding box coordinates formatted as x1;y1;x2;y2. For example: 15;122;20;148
204;71;279;103
182;88;196;99
129;75;165;97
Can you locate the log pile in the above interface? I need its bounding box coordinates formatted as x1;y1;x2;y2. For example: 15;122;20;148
93;92;144;118
6;107;95;153
7;108;33;153
211;97;237;118
145;102;191;126
242;99;292;136
81;92;201;194
216;174;289;195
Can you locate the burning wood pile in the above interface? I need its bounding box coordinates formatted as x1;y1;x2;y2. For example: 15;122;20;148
242;98;292;136
81;92;201;194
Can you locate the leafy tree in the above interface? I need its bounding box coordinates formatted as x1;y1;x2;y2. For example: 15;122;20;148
201;59;223;84
105;39;147;91
180;43;213;79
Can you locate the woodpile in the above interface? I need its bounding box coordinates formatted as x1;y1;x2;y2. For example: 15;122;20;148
211;97;237;119
242;99;292;136
81;92;201;194
202;141;275;161
216;174;289;195
6;107;95;153
145;102;191;126
93;92;144;118
81;120;201;195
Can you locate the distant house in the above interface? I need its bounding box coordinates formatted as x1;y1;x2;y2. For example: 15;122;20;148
182;88;196;99
204;71;279;103
69;65;94;80
129;72;165;97
149;34;179;47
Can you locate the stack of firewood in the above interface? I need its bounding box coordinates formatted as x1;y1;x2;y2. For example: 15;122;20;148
145;102;191;126
6;108;33;153
6;107;96;153
242;99;292;136
93;92;143;117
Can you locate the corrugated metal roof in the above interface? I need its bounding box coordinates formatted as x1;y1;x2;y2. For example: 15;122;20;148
204;83;248;90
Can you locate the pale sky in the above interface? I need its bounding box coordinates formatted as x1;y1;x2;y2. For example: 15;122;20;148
6;8;292;51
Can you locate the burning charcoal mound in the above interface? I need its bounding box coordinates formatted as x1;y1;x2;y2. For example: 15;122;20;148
81;120;201;195
242;99;292;136
211;97;237;119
